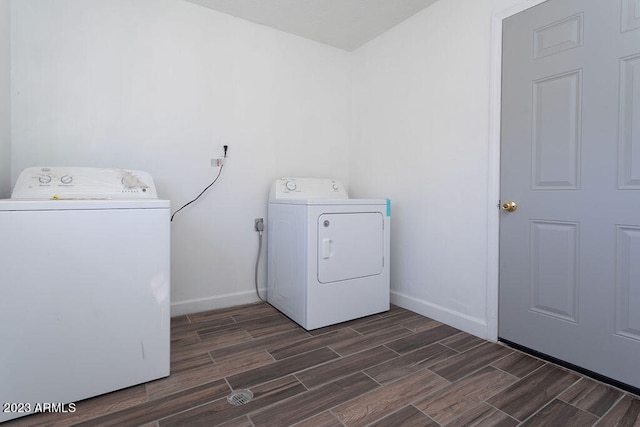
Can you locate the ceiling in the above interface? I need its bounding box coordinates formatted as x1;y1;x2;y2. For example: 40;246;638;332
183;0;439;51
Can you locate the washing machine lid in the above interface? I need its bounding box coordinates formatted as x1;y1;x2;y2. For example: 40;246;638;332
11;167;158;200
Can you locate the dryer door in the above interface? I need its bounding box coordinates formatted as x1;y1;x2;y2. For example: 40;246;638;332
317;212;384;284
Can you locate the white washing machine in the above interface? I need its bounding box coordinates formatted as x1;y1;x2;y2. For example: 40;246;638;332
267;177;390;330
0;167;170;423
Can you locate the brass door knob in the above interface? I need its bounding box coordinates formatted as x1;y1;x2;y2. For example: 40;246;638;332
501;200;517;212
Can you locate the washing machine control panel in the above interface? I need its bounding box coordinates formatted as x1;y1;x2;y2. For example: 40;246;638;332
11;167;159;199
271;178;349;200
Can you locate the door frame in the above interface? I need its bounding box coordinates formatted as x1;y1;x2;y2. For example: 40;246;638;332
487;0;548;341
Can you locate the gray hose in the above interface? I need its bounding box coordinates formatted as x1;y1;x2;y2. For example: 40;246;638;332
255;230;266;302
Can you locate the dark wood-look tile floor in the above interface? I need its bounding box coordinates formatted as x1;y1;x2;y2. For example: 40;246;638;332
5;303;640;426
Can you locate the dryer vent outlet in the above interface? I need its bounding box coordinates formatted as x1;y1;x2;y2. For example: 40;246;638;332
254;218;264;232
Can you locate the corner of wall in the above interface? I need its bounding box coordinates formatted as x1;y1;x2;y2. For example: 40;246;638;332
391;290;490;340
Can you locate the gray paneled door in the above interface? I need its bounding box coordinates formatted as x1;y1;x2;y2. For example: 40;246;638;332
499;0;640;389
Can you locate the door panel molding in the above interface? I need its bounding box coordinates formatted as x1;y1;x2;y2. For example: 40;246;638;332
529;220;579;323
615;225;640;340
533;13;583;60
621;0;640;33
531;70;582;190
618;54;640;189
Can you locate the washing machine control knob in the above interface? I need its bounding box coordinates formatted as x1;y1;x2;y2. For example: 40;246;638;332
285;181;297;191
60;175;73;184
38;175;52;184
332;183;339;191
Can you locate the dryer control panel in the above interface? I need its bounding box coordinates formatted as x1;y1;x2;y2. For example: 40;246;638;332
12;167;158;199
270;178;348;200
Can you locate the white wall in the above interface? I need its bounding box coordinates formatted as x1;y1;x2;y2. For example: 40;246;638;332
10;0;351;314
9;0;539;339
350;0;527;338
0;0;9;198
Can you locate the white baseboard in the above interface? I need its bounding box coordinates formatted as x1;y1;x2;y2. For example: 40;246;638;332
391;291;490;340
172;289;491;341
170;289;265;317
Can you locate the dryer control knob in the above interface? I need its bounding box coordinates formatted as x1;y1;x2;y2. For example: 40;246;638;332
285;181;297;191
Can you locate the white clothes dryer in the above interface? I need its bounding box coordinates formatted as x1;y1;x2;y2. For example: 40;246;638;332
0;167;170;423
267;177;390;330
